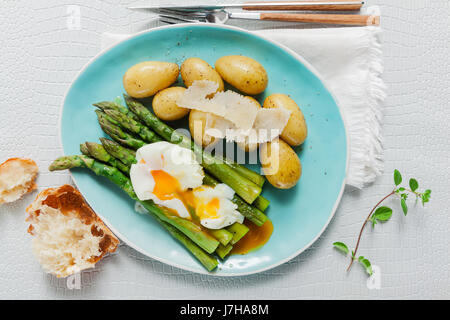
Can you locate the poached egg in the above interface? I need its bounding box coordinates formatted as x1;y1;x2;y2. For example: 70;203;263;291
130;142;244;229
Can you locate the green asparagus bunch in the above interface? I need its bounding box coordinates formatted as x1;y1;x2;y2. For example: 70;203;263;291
100;137;267;227
96;98;270;210
80;139;250;256
123;95;264;204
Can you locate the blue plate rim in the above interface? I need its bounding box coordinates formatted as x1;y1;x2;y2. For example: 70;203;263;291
58;23;349;276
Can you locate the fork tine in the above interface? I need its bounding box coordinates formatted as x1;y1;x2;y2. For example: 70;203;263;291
158;14;192;23
159;18;176;25
158;14;202;23
159;8;208;16
159;17;183;24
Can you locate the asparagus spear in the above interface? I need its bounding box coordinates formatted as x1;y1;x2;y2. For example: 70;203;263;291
162;219;218;271
49;155;220;255
123;95;262;204
81;142;130;175
222;160;265;187
216;243;234;260
209;229;233;247
94;101;141;123
95;110;147;150
253;194;270;212
227;222;250;245
100;138;137;166
80;142;90;156
100;137;267;226
102;107;162;144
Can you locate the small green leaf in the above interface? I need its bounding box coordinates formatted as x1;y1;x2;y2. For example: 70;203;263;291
358;256;365;262
333;242;349;255
397;187;405;192
409;178;418;192
420;190;431;206
422;193;430;206
359;258;373;276
401;198;408;215
372;206;393;222
351;250;355;259
369;215;377;227
394;169;402;186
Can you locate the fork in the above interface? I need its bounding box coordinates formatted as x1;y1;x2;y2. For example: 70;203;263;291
159;9;380;26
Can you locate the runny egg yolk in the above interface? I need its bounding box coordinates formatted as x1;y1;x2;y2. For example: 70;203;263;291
151;170;180;201
150;169;221;220
195;197;220;220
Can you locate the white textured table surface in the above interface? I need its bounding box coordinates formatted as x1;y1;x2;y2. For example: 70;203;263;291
0;0;449;299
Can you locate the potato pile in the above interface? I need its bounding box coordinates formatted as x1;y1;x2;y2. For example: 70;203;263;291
122;56;308;189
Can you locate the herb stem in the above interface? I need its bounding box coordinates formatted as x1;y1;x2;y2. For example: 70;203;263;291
347;189;396;272
405;189;421;197
335;170;430;277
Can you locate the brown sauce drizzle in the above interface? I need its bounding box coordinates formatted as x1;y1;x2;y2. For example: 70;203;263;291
231;219;274;255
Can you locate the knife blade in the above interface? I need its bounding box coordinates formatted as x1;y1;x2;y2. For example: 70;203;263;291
128;1;365;12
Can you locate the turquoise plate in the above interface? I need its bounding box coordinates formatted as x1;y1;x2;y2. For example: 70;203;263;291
61;24;348;276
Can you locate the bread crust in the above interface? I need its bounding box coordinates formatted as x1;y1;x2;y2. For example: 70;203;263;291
26;184;119;277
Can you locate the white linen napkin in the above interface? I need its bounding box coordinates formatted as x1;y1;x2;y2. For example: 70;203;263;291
100;7;386;189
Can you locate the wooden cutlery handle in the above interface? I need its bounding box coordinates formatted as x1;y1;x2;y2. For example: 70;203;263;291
243;1;363;11
260;13;380;26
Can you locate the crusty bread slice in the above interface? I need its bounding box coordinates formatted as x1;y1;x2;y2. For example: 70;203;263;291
0;158;38;204
26;185;119;278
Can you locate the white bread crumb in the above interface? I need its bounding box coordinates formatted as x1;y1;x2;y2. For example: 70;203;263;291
0;158;38;204
26;185;119;278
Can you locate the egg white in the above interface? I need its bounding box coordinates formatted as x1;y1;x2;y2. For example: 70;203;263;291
130;142;204;218
193;184;244;229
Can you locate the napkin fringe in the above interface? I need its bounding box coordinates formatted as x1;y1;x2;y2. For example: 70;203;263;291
346;27;386;188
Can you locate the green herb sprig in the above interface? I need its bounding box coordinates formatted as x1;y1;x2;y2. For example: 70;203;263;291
333;170;431;276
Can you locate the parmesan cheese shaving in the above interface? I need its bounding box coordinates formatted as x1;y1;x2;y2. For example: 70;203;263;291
205;113;234;139
179;80;292;144
177;80;259;131
204;105;291;143
252;108;292;142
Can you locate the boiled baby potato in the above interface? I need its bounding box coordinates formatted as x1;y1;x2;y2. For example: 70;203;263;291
189;110;219;148
260;138;301;189
152;87;189;121
123;61;179;98
236;97;261;152
181;58;224;92
215;55;268;95
263;94;307;146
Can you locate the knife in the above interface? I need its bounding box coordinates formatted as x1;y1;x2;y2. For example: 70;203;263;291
129;1;365;12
